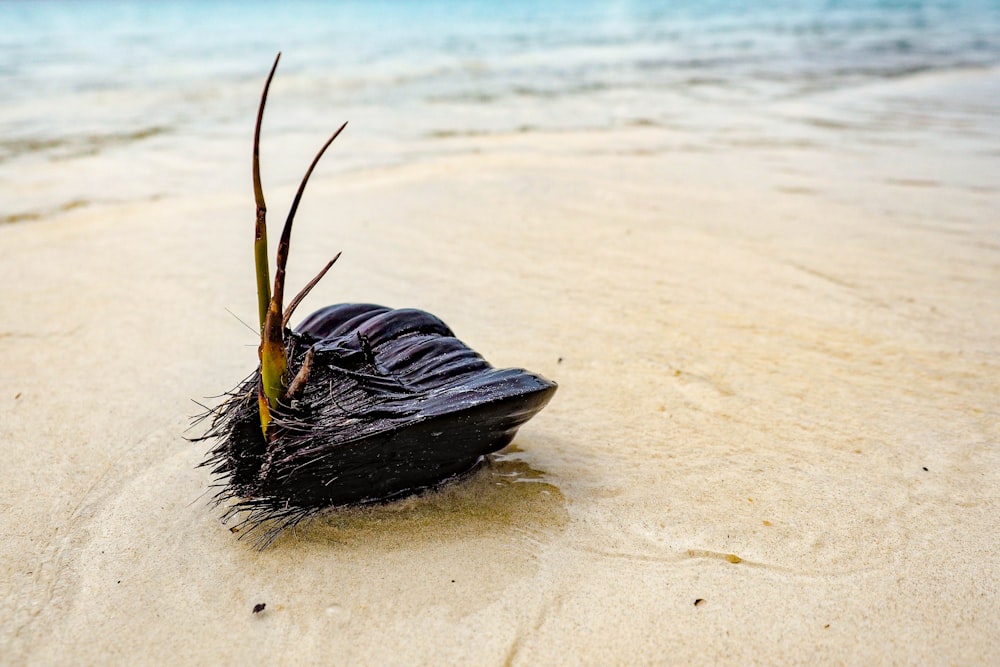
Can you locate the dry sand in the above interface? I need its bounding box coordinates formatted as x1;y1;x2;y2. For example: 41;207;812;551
2;72;999;665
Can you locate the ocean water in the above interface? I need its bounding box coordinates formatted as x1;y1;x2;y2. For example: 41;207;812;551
2;0;1000;217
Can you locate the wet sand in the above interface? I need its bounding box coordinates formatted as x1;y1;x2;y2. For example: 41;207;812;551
2;69;999;664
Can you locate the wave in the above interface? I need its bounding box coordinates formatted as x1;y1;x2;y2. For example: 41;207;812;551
0;127;171;164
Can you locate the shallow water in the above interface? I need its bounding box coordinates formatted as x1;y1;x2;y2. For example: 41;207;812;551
3;0;1000;218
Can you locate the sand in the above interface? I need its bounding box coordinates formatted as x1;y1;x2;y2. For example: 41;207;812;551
2;70;999;665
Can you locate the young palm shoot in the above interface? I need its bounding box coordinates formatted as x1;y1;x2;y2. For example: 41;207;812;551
252;52;346;436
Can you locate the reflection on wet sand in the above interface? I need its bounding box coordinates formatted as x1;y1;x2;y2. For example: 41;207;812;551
266;446;568;550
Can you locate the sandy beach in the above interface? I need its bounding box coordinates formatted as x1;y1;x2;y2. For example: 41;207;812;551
3;4;1000;664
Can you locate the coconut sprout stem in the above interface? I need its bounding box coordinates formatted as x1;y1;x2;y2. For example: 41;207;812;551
283;252;341;329
253;52;281;332
258;108;347;436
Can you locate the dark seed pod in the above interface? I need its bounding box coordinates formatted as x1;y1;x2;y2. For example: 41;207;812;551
197;54;556;546
203;304;556;541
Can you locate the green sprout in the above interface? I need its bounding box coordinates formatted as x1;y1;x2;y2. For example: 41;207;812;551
251;52;346;436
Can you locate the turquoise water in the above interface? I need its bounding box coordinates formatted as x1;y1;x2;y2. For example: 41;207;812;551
2;0;1000;213
4;1;1000;130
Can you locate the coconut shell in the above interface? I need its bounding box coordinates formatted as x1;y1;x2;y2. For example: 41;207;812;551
201;303;557;543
